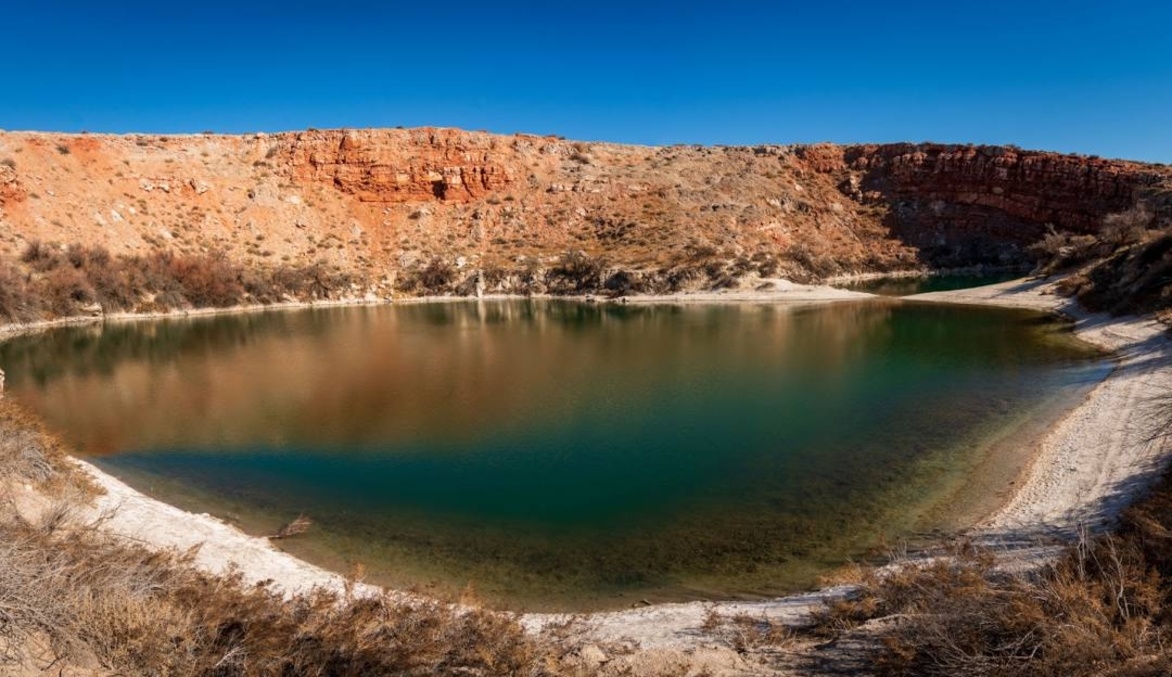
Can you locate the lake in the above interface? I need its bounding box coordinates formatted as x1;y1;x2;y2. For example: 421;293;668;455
0;299;1109;610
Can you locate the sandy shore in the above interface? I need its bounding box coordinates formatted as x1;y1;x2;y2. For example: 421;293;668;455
11;277;1172;651
610;279;873;304
912;278;1172;540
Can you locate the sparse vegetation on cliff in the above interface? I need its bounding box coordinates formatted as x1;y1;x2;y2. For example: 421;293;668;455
0;242;355;324
1033;197;1172;317
8;130;1167;303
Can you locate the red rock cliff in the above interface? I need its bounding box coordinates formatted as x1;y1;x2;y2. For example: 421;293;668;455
0;129;1168;289
281;128;515;203
795;143;1169;264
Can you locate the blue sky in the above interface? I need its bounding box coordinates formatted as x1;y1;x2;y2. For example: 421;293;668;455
2;1;1170;161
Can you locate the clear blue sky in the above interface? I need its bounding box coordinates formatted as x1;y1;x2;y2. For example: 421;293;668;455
2;1;1170;161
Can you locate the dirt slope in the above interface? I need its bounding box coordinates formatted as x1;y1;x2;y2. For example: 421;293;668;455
1;128;1168;296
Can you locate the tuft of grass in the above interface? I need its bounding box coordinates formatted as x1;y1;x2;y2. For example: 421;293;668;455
808;463;1172;677
0;400;580;676
0;513;556;676
0;399;94;497
701;607;792;654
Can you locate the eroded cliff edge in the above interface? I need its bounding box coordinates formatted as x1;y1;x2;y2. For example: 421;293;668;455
0;128;1168;299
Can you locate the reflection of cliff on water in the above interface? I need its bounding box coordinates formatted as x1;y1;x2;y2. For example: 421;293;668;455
1;300;1093;458
0;299;1110;608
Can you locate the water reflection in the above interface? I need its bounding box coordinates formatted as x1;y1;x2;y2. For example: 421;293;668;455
0;300;1108;609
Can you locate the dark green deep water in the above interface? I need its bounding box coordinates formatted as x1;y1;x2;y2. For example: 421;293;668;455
0;300;1109;610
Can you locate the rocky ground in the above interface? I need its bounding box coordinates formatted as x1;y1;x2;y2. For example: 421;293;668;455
2;129;1168;301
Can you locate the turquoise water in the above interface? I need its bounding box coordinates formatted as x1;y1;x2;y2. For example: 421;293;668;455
0;300;1108;610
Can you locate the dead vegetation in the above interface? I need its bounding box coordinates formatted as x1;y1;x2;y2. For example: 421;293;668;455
799;470;1172;677
1032;197;1172;317
701;607;792;655
0;397;593;676
0;399;93;497
777;201;1172;674
267;514;312;540
0;517;555;676
0;242;356;324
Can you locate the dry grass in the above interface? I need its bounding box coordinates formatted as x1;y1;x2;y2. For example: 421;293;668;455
0;399;93;497
0;243;357;323
0;516;559;676
700;607;792;655
0;399;588;676
1034;198;1172;316
808;467;1172;677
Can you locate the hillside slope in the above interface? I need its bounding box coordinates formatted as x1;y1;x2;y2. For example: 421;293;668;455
0;128;1168;302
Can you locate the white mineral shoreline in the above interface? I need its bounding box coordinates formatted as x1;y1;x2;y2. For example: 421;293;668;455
911;278;1172;539
13;276;1172;650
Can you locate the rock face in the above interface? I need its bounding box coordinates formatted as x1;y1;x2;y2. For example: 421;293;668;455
0;128;1167;288
283;128;515;203
796;143;1168;265
0;162;23;206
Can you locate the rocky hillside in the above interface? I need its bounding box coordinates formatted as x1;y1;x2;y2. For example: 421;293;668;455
0;128;1169;300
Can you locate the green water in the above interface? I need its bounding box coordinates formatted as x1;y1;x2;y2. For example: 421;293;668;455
0;300;1109;610
839;271;1026;296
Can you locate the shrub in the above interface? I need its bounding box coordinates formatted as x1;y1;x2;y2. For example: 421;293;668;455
1074;233;1172;314
786;244;842;281
603;270;644;296
73;246;137;311
165;252;246;308
1102;204;1154;247
546;250;605;294
269;262;347;299
43;266;96;316
1029;231;1101;272
20;240;63;272
0;499;551;676
810;455;1172;677
0;244;365;319
0;260;39;323
812;541;1168;676
406;257;456;293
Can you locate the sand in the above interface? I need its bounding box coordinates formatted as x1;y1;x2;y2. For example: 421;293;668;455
14;277;1172;652
913;278;1172;540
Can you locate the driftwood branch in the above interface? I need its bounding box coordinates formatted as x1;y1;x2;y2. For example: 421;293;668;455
267;514;312;540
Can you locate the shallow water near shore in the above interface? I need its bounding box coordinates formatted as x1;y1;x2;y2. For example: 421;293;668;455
837;271;1025;296
0;300;1109;610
